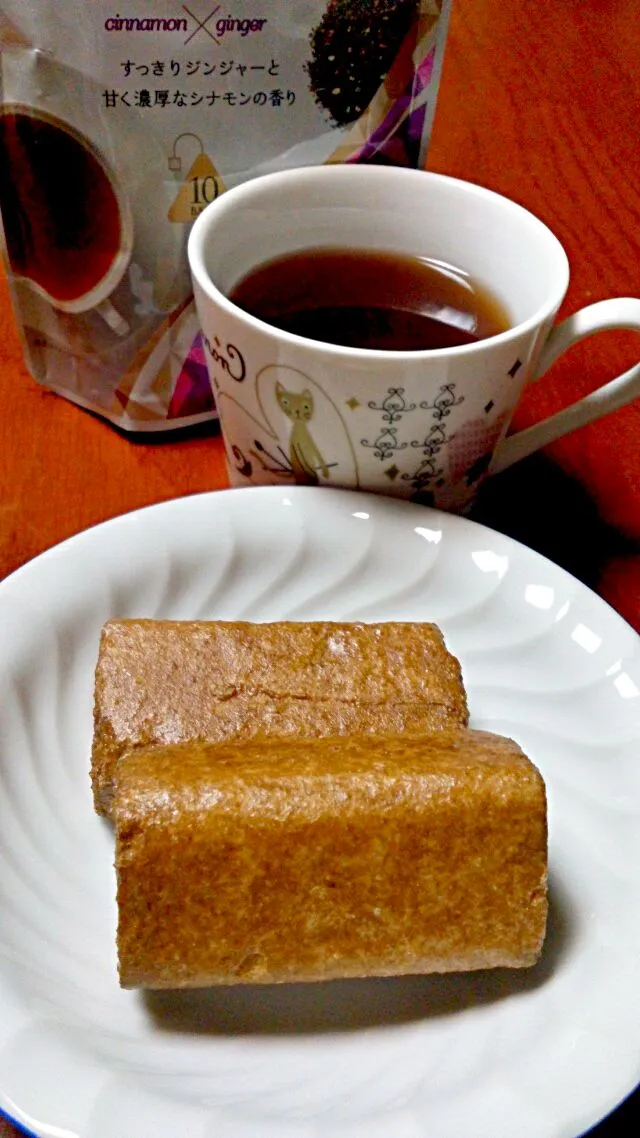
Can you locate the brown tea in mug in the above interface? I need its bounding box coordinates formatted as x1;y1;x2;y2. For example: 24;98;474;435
229;247;510;351
0;111;123;303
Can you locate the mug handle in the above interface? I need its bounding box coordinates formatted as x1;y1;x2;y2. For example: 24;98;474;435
491;298;640;474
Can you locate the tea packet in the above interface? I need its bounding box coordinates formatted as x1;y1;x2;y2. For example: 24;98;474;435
0;2;451;431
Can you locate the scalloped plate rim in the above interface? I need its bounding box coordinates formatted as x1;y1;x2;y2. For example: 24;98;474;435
0;485;635;641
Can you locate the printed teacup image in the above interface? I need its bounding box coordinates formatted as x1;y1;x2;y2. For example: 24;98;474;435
0;105;133;334
0;47;194;370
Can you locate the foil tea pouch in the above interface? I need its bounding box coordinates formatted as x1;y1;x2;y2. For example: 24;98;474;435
0;2;451;431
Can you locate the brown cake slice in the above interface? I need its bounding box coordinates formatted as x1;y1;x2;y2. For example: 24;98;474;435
114;729;548;989
92;619;468;816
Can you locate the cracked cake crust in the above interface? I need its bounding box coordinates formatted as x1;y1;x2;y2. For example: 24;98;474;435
92;619;468;816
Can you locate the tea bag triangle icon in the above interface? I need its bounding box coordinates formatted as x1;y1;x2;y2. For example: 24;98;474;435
168;152;225;222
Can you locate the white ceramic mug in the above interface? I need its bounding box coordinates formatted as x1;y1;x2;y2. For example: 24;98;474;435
188;165;640;512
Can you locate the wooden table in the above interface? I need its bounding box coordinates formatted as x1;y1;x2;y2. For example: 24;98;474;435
0;1;638;1134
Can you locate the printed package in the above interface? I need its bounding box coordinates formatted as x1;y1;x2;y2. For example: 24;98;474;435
0;2;451;430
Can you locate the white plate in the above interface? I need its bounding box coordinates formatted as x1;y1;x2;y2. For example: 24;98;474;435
1;486;639;1138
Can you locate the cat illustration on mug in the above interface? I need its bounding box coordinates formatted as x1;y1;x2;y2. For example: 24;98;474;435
275;381;330;485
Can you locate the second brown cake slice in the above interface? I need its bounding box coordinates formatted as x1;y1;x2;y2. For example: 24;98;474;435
114;730;548;989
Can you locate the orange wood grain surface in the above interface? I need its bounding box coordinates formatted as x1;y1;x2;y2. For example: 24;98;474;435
0;1;638;1134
